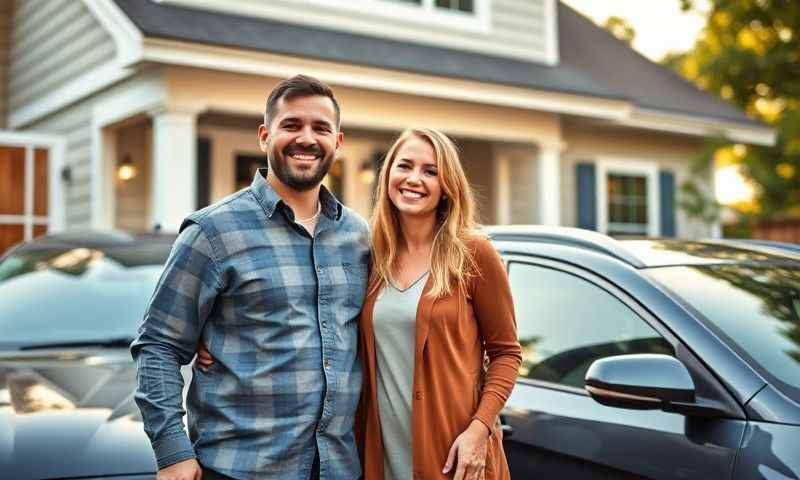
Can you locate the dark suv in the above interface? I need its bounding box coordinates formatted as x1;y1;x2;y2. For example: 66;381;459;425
1;228;799;479
489;226;800;479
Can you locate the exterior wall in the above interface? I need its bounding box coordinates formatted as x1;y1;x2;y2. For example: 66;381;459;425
562;125;711;238
459;139;496;225
27;102;93;229
160;0;554;63
0;0;12;128
8;0;115;112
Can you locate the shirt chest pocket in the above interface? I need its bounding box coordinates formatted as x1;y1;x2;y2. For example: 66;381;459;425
341;262;368;310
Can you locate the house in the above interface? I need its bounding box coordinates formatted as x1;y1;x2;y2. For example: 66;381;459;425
0;0;774;255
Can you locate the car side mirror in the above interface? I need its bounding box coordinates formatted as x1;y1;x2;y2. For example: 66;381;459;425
585;354;727;417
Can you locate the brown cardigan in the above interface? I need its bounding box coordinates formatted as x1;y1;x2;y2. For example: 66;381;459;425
357;238;522;480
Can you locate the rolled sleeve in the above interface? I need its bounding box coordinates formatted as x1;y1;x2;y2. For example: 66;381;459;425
130;222;222;468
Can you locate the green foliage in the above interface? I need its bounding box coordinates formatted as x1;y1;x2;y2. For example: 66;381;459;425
663;0;800;220
603;16;636;46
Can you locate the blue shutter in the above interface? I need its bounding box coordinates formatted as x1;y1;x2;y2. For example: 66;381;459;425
659;170;676;237
576;163;597;230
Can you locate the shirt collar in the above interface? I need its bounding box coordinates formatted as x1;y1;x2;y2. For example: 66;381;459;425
250;168;343;221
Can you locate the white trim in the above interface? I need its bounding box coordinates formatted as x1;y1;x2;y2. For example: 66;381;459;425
90;74;169;230
624;108;775;147
543;0;559;66
0;130;66;234
8;0;143;128
24;147;34;240
596;157;660;237
81;0;143;65
157;0;491;34
142;38;632;122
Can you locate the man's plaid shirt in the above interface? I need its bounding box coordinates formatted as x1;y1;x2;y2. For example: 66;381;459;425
131;169;370;480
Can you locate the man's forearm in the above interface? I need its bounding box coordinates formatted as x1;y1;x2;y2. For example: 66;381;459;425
132;340;196;469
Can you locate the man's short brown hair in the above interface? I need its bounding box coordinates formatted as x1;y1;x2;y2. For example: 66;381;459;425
264;74;341;129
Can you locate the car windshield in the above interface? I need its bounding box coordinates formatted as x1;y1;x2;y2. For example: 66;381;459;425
647;264;800;402
0;243;168;350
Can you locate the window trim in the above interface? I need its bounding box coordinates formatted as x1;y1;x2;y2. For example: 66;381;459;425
157;0;492;34
300;0;490;32
595;157;661;237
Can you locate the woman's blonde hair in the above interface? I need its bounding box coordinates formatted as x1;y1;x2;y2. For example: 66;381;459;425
369;127;484;298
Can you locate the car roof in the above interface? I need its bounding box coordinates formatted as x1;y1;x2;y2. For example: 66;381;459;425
4;230;177;267
485;225;800;268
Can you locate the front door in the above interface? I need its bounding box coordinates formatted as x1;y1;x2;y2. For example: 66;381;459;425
501;258;746;479
0;145;49;255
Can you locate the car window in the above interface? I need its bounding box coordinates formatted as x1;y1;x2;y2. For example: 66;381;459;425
508;262;673;389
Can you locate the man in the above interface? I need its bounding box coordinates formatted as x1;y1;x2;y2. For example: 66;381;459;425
131;75;370;480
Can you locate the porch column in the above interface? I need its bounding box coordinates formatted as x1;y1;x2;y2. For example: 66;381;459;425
150;108;198;232
538;142;563;226
493;153;511;225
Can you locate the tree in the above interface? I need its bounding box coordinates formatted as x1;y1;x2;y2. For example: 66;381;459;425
664;0;800;219
603;16;636;46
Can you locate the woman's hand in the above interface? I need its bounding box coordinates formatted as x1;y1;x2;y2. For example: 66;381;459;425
443;420;490;480
195;343;214;372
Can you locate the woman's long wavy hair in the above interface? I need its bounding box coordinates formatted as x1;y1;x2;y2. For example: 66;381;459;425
368;127;484;299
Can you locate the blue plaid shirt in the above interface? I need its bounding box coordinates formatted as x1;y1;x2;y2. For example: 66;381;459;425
131;169;370;480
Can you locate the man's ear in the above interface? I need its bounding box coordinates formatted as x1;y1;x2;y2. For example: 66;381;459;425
257;124;269;152
336;131;344;149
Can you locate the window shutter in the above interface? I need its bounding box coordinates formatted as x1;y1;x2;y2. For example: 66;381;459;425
576;162;596;230
659;170;676;237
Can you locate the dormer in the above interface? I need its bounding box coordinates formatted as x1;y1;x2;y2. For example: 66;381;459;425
154;0;559;64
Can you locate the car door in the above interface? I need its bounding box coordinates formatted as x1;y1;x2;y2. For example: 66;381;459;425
500;256;747;479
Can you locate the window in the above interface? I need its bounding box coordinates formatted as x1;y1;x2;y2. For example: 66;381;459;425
386;0;475;14
596;158;660;237
607;173;648;236
508;262;673;389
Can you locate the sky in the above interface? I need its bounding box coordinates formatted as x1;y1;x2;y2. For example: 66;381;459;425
560;0;711;62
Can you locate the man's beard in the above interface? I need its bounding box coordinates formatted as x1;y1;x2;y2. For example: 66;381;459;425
267;143;334;191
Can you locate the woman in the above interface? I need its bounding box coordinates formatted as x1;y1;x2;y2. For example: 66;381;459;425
357;127;521;480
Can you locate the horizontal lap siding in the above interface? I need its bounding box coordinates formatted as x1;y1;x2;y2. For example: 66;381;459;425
29;103;93;229
0;0;11;128
9;0;115;111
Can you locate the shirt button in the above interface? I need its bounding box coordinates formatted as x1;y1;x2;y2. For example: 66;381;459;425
415;391;422;400
316;266;323;273
325;360;331;369
322;321;327;327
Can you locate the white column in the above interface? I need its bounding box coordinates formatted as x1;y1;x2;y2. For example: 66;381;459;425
493;153;511;225
150;109;198;232
538;143;562;226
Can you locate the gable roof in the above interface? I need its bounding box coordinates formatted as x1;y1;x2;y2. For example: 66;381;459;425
113;0;762;127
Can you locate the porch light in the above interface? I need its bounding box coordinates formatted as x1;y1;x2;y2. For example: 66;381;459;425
117;155;137;181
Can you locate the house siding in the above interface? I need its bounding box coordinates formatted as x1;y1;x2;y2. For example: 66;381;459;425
28;102;93;229
9;0;115;112
561;126;711;238
0;0;12;128
172;0;551;63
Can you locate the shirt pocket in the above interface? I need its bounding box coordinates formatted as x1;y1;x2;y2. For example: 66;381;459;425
342;262;368;310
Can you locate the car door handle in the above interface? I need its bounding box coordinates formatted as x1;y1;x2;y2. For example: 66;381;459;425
500;415;513;437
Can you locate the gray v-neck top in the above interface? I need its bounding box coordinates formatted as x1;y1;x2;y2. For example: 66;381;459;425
373;272;428;480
